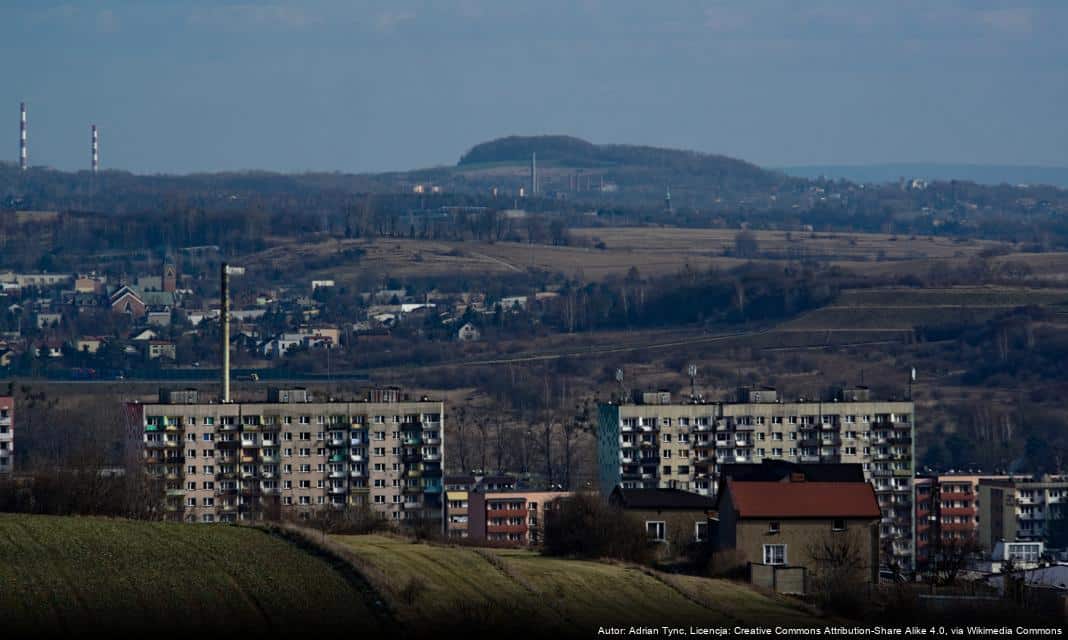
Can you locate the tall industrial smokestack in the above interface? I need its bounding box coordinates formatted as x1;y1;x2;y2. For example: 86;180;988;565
91;124;98;173
19;102;27;171
221;262;230;403
530;152;537;196
220;263;245;403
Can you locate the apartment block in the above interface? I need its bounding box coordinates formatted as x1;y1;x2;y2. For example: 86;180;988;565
979;475;1068;552
0;397;13;475
126;386;444;524
466;491;572;545
597;386;915;570
914;473;1021;568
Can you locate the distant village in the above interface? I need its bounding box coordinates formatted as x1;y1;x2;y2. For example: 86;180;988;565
0;249;556;378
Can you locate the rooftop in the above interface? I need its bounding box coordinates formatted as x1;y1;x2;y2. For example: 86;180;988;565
724;480;881;519
611;487;717;510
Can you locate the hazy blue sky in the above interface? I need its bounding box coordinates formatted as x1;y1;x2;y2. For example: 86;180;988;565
3;1;1067;174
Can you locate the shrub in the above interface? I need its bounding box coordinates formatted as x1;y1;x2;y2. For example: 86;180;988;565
542;494;652;565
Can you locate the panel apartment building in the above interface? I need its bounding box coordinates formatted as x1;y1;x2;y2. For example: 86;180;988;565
0;396;12;475
597;386;915;569
126;387;444;524
979;475;1068;553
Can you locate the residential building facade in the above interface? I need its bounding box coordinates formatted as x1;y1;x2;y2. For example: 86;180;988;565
713;477;882;588
126;387;444;525
0;397;13;475
978;475;1068;552
597;386;915;569
466;491;573;545
609;486;716;558
914;473;1020;568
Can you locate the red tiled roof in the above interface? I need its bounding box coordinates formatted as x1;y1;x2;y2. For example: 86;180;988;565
727;480;881;519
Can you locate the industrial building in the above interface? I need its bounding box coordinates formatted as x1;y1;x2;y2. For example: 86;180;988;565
597;386;915;570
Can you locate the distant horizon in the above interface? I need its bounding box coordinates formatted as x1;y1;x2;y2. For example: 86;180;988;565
3;2;1067;174
5;135;1068;188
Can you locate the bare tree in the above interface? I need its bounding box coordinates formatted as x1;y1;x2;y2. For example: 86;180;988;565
925;533;982;586
453;406;469;473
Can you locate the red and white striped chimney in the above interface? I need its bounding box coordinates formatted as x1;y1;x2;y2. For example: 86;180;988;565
19;102;27;171
91;124;98;172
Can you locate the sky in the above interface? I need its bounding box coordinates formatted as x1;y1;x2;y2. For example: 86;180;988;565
3;1;1067;174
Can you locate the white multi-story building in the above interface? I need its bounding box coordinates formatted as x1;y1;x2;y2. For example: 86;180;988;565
597;386;915;570
979;476;1068;552
126;386;443;525
0;397;13;475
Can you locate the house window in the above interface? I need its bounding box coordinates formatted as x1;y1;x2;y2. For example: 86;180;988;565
646;521;666;541
695;522;708;542
767;521;780;534
833;519;847;532
763;544;787;565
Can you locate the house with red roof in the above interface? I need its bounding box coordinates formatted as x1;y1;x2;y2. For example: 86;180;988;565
714;474;881;589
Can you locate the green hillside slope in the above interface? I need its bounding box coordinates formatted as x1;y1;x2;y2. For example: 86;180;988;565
332;534;820;634
0;514;385;635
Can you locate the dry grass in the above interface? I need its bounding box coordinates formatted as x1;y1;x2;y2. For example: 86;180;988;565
0;514;384;635
331;534;822;632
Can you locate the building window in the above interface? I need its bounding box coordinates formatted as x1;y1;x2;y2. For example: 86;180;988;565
767;521;780;534
695;522;708;542
646;521;666;541
833;519;846;532
763;544;786;565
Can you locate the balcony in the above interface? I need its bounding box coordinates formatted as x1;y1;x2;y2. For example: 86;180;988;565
329;469;347;479
403;484;423;493
328;438;348;448
403;501;423;510
403;436;422;446
350;469;366;478
349;454;364;463
423;452;441;462
329;486;348;495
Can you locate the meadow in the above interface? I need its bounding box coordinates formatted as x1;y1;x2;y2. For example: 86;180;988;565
330;533;819;633
0;514;385;635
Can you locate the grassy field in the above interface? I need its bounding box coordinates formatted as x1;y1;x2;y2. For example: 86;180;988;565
0;514;385;635
332;534;820;633
778;286;1068;332
240;228;1023;284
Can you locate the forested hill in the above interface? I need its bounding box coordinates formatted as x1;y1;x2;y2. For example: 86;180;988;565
458;135;785;186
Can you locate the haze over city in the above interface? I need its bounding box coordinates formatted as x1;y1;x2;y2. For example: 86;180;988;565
4;0;1068;174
